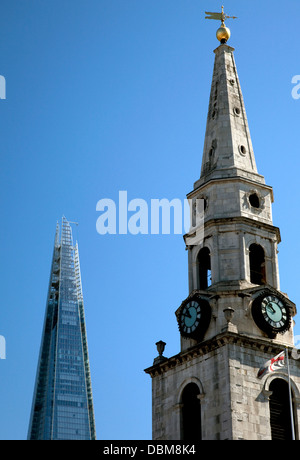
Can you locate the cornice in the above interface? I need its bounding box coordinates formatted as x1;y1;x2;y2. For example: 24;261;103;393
183;215;281;246
189;174;273;200
144;332;292;378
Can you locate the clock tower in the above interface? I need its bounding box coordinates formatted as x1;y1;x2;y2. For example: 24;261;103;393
145;11;300;440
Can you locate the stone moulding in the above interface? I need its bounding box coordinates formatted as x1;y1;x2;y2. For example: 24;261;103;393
144;331;291;378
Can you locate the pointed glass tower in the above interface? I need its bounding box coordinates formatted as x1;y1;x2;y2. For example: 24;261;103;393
28;217;96;440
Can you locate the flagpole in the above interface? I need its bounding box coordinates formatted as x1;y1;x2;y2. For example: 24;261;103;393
286;348;296;440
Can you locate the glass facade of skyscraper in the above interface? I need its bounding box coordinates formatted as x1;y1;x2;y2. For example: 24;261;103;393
28;217;96;440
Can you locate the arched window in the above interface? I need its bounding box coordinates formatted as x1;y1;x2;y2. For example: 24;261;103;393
249;244;266;285
269;379;295;440
181;383;201;440
197;247;211;290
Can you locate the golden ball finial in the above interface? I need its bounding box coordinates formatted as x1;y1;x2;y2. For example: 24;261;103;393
216;25;231;43
205;6;237;44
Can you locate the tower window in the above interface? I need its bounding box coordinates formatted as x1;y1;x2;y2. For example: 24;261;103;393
249;193;260;208
269;379;295;440
197;247;211;290
181;383;202;441
249;244;266;285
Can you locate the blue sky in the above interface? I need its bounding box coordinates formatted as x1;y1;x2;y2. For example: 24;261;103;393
0;0;299;440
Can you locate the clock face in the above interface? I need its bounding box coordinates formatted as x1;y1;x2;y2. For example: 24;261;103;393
178;297;211;340
252;294;291;335
180;300;202;336
261;296;287;329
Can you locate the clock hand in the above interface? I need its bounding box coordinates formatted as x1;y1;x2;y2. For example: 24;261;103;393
266;303;275;314
183;310;192;319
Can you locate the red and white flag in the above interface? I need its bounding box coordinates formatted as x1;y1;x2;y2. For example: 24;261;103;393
257;351;285;379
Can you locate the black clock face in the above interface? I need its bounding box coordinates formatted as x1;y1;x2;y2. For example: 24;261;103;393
252;294;291;335
178;297;211;340
180;300;201;336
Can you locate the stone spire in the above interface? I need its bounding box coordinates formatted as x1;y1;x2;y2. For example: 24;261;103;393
194;43;262;190
185;38;280;289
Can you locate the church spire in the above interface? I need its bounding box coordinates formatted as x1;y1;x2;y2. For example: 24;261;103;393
195;43;260;189
195;10;262;190
145;9;298;441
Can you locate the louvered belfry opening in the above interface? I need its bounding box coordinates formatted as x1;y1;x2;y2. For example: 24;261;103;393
269;379;294;440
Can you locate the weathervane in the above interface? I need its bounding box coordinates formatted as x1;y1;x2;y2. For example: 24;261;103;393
205;5;237;43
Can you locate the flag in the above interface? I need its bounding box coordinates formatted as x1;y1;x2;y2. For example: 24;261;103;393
257;351;285;379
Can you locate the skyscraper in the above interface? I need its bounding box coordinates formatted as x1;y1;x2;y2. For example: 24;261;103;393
28;217;96;440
